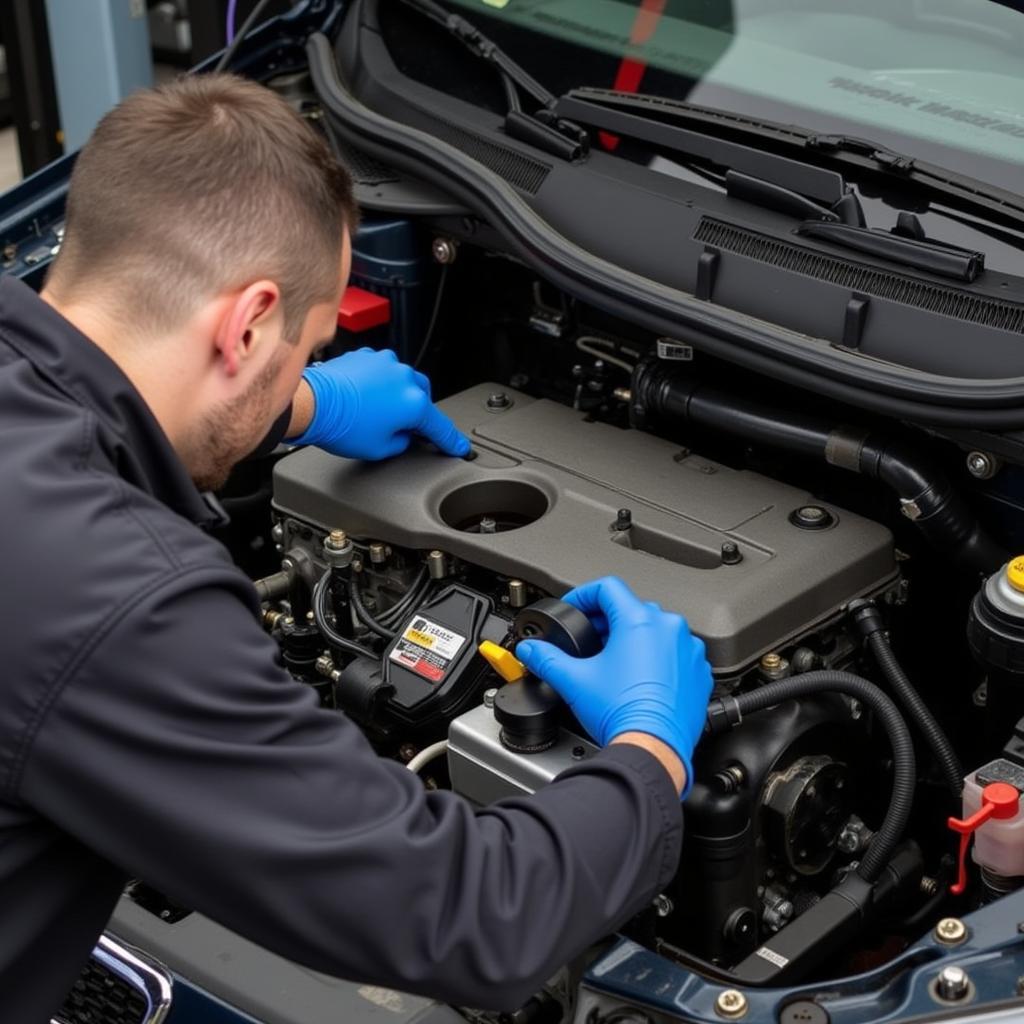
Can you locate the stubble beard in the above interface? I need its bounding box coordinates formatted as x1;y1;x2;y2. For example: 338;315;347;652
184;351;287;492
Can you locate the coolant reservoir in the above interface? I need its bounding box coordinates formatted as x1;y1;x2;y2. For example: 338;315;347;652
952;764;1024;892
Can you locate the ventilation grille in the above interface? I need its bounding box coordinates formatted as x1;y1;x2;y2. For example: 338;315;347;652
55;958;148;1024
428;115;550;195
327;130;400;186
694;217;1024;333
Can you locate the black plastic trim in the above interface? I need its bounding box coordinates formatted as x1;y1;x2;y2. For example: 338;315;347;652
308;28;1024;428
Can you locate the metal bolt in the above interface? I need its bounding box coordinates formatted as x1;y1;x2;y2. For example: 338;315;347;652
760;652;790;681
369;543;388;565
486;391;511;410
721;541;743;564
612;387;633;402
920;876;939;897
508;579;528;608
967;451;1000;480
614;508;633;532
838;828;859;855
427;550;448;580
936;965;970;1001
652;893;674;917
715;989;748;1019
483;688;498;709
2;243;15;263
432;237;457;264
715;764;746;792
326;529;348;550
934;917;968;945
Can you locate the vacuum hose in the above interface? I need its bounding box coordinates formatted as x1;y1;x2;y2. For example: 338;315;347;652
851;602;963;801
631;361;1006;574
707;670;915;882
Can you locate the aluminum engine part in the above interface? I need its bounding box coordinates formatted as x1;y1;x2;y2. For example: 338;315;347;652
447;702;598;804
272;384;897;673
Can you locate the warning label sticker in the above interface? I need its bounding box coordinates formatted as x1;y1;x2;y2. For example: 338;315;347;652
389;617;467;684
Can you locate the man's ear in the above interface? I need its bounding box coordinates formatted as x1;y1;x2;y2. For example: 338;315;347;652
215;280;282;377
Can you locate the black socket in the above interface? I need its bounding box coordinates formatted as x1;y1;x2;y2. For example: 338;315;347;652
494;681;562;752
514;598;602;657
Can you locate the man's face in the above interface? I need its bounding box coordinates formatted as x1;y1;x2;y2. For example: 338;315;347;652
185;231;352;491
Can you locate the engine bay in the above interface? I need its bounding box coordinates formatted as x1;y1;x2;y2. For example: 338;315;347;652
244;244;1024;998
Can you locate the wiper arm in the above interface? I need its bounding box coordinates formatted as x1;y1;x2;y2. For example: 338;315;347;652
396;0;589;160
562;88;1024;233
805;133;916;173
556;93;847;204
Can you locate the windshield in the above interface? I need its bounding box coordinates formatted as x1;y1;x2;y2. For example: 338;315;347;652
445;0;1024;194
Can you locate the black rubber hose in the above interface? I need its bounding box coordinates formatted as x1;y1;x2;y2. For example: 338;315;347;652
350;578;399;641
707;670;916;882
379;568;431;627
851;602;963;801
312;573;377;661
631;359;1006;574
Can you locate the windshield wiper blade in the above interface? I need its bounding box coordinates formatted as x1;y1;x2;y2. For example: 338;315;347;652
563;88;1024;233
556;93;847;204
804;133;916;173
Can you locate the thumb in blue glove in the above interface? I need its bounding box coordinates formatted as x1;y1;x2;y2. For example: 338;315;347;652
288;347;471;460
515;576;713;799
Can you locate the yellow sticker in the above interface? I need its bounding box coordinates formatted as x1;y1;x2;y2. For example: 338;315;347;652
406;628;435;648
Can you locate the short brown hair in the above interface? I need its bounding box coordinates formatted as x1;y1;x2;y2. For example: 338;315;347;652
48;73;358;339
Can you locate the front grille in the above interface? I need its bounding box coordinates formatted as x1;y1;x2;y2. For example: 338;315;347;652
55;959;148;1024
694;217;1024;333
53;936;172;1024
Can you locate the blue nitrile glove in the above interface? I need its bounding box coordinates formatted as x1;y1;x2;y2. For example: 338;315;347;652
289;348;471;460
515;576;713;798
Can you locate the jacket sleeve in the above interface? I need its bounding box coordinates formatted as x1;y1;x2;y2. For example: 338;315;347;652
17;565;682;1011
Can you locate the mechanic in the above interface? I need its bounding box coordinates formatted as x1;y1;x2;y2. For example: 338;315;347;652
0;74;713;1021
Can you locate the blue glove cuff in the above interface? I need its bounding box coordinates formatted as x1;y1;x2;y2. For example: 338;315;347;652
603;706;697;800
290;363;359;449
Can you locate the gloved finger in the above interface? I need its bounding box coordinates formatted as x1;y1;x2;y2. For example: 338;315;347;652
515;639;582;700
412;370;433;398
368;433;412;462
561;576;647;630
382;349;399;362
416;402;472;457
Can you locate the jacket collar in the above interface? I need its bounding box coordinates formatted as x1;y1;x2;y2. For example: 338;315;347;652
0;275;223;529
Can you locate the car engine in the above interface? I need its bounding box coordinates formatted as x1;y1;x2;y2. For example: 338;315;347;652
261;357;968;983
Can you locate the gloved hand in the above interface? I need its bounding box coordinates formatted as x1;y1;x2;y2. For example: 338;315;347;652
515;576;713;798
288;348;471;460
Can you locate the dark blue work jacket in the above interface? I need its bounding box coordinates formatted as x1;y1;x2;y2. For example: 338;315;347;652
0;276;680;1022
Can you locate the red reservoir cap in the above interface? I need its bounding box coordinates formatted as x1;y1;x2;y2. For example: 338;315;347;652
947;781;1019;895
338;287;391;332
